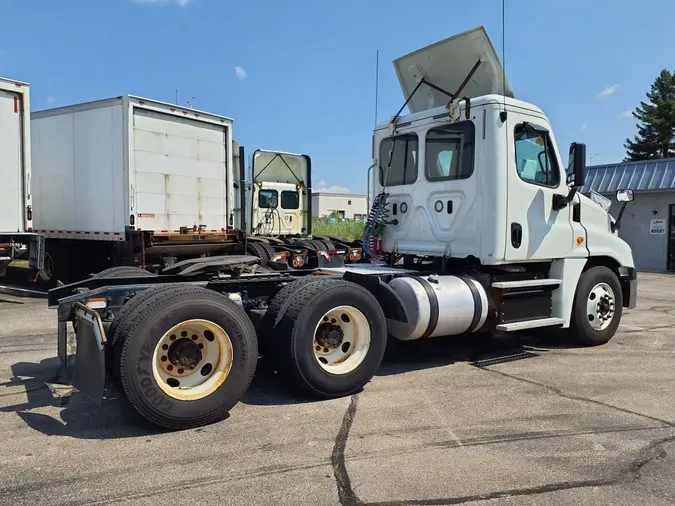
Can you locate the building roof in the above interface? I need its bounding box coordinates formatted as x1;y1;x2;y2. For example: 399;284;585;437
582;157;675;194
312;192;367;199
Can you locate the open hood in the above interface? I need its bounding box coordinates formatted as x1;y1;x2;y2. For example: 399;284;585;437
393;26;514;114
252;150;310;187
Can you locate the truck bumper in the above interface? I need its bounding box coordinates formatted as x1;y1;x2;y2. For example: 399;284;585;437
618;266;637;309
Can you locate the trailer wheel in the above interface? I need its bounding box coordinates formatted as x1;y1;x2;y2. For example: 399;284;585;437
38;251;56;283
569;266;623;346
92;266;156;279
116;285;258;429
268;278;386;398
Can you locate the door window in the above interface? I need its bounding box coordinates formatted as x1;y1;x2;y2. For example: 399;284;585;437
514;124;561;187
425;120;475;181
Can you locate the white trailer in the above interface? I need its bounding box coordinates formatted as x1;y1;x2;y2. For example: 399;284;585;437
31;95;240;283
0;76;43;276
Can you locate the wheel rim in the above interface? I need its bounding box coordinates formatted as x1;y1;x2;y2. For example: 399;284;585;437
152;319;233;401
586;282;616;331
39;253;54;282
313;305;370;375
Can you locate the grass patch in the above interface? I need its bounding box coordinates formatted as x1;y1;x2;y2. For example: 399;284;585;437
312;217;364;242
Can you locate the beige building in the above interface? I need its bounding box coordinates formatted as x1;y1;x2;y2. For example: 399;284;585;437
312;192;368;220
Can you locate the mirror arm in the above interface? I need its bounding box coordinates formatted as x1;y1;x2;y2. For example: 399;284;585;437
553;187;578;211
611;202;628;232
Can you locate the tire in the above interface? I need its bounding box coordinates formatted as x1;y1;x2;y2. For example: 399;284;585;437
116;285;258;429
266;278;387;398
569;266;623;346
246;242;274;262
319;240;336;251
92;266;156;279
107;284;184;380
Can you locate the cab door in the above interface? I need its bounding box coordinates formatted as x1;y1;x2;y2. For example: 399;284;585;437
504;112;574;261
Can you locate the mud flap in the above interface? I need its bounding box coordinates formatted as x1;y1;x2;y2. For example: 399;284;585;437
72;303;107;406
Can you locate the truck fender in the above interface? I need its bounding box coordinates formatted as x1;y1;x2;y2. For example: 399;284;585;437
342;271;410;324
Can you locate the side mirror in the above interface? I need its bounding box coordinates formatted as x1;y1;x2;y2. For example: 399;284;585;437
616;189;634;202
568;142;586;188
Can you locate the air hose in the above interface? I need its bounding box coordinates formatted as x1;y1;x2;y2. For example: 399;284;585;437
362;192;390;258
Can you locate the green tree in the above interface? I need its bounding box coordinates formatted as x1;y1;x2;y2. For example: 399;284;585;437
624;69;675;161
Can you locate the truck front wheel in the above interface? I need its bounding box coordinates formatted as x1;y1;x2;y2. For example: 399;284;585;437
116;286;258;429
570;266;623;346
268;279;387;398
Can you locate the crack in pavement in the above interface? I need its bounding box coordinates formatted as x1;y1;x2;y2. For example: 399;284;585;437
481;368;675;428
332;394;362;506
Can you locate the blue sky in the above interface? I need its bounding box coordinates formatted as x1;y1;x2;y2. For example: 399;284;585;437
1;0;674;194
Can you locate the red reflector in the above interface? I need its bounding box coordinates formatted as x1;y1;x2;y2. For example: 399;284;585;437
14;82;22;87
130;214;135;226
104;232;110;235
27;227;32;231
195;113;200;117
139;100;145;104
170;107;176;112
220;119;225;123
14;97;18;113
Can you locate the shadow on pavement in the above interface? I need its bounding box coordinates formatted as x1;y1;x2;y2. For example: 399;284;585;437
3;332;583;437
1;358;162;439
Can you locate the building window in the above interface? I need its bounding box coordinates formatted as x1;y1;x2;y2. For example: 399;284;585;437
281;190;299;210
379;133;419;186
514;124;560;187
425;120;475;181
348;200;352;205
258;189;278;209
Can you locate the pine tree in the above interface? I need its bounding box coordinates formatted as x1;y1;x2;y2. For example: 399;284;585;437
624;69;675;161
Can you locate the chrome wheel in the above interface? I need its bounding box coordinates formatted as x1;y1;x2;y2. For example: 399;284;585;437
152;319;233;401
586;282;615;331
313;305;370;375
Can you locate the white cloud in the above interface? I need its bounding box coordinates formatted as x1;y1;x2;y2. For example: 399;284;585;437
131;0;193;6
46;96;56;104
581;121;588;131
598;84;619;98
619;110;633;118
316;180;351;193
234;66;248;80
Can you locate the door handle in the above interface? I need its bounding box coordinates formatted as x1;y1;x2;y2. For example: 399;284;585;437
511;223;522;248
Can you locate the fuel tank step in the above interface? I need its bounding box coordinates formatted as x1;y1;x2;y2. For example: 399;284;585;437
495;317;565;332
491;278;562;289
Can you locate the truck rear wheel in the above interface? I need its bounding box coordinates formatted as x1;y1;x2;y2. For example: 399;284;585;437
246;241;275;262
92;266;156;279
115;285;258;429
267;278;386;398
570;266;623;346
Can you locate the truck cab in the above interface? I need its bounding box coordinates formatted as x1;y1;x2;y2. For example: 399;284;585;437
367;26;636;338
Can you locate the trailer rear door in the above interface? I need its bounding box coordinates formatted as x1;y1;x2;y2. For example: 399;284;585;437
132;108;228;232
0;89;25;233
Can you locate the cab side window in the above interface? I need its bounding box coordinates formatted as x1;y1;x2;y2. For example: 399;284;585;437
514;124;560;187
379;133;419;186
425;120;475;181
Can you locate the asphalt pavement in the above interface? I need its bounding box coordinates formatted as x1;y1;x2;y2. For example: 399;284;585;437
0;272;674;505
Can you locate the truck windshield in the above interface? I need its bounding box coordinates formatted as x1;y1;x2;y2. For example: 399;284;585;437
379;133;419;186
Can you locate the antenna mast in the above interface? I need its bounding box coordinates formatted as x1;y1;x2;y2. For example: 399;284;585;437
374;49;380;127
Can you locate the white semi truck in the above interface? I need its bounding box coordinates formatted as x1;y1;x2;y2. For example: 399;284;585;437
0;77;44;277
50;26;636;430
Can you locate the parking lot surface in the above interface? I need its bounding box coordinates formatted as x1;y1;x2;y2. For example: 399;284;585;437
0;272;674;506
